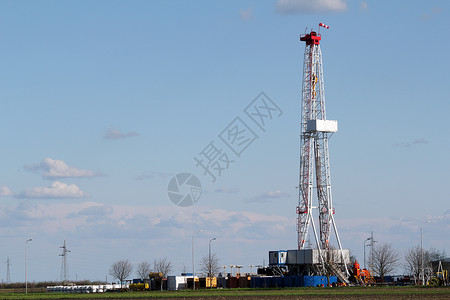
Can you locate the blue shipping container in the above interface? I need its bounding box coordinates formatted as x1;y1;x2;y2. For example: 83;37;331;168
328;276;337;285
251;277;261;289
303;276;314;287
294;276;303;287
283;276;294;288
314;276;327;286
261;277;272;288
273;277;283;287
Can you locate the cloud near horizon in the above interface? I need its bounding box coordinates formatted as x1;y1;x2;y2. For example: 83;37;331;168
0;201;447;281
0;201;447;252
215;187;239;194
245;190;290;203
0;186;13;197
275;0;347;14
16;181;90;199
24;158;102;180
134;171;173;180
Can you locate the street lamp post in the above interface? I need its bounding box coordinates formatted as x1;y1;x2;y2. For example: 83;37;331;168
364;237;371;270
366;231;376;274
208;238;216;278
421;220;431;285
192;230;202;290
25;238;32;293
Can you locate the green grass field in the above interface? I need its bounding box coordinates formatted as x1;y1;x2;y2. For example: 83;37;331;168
0;286;449;300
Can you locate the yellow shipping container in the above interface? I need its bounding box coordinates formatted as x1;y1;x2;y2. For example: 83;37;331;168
206;277;217;288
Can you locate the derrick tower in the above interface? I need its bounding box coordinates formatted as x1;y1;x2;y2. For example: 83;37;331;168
297;24;344;254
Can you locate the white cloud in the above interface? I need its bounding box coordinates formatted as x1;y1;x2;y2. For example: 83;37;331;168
245;190;290;203
0;201;292;242
77;204;113;216
17;181;90;199
359;1;368;12
276;0;347;14
134;171;172;180
239;7;253;21
215;187;239;194
24;158;101;180
393;138;428;148
104;127;139;139
0;186;13;197
421;7;442;21
0;201;448;281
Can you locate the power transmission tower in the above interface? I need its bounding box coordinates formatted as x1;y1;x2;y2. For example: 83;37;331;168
6;257;11;284
59;240;71;282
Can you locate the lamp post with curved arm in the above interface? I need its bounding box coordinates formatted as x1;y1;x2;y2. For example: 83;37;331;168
421;220;431;285
364;237;371;270
208;238;216;278
192;230;202;290
25;238;32;293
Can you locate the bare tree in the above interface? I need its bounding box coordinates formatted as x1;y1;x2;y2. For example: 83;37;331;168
404;246;422;284
348;251;357;269
372;242;400;285
200;253;220;277
428;248;446;262
405;247;446;284
136;261;151;280
153;258;173;290
109;260;133;288
323;247;339;286
321;247;350;286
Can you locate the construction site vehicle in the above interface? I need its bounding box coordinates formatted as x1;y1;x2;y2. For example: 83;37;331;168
128;283;149;291
351;260;375;285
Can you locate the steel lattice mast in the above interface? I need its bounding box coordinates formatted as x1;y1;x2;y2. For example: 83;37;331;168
297;26;344;255
60;240;71;282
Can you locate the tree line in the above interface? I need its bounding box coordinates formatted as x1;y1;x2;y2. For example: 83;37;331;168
357;242;446;285
109;253;220;287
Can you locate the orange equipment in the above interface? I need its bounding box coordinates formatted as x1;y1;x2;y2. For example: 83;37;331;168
353;260;360;277
352;260;374;285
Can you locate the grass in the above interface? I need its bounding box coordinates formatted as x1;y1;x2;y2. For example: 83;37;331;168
0;286;449;299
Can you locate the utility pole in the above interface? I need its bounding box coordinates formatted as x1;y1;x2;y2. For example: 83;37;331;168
59;240;71;283
6;257;11;284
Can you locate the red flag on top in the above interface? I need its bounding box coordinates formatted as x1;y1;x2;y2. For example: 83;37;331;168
319;23;330;29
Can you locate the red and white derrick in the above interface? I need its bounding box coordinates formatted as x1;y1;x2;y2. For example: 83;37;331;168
297;25;344;260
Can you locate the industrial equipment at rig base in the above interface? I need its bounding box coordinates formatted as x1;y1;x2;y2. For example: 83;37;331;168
269;23;350;284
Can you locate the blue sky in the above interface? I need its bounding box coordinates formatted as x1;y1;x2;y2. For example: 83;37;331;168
0;0;449;282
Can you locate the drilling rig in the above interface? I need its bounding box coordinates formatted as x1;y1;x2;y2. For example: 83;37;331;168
269;24;350;284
